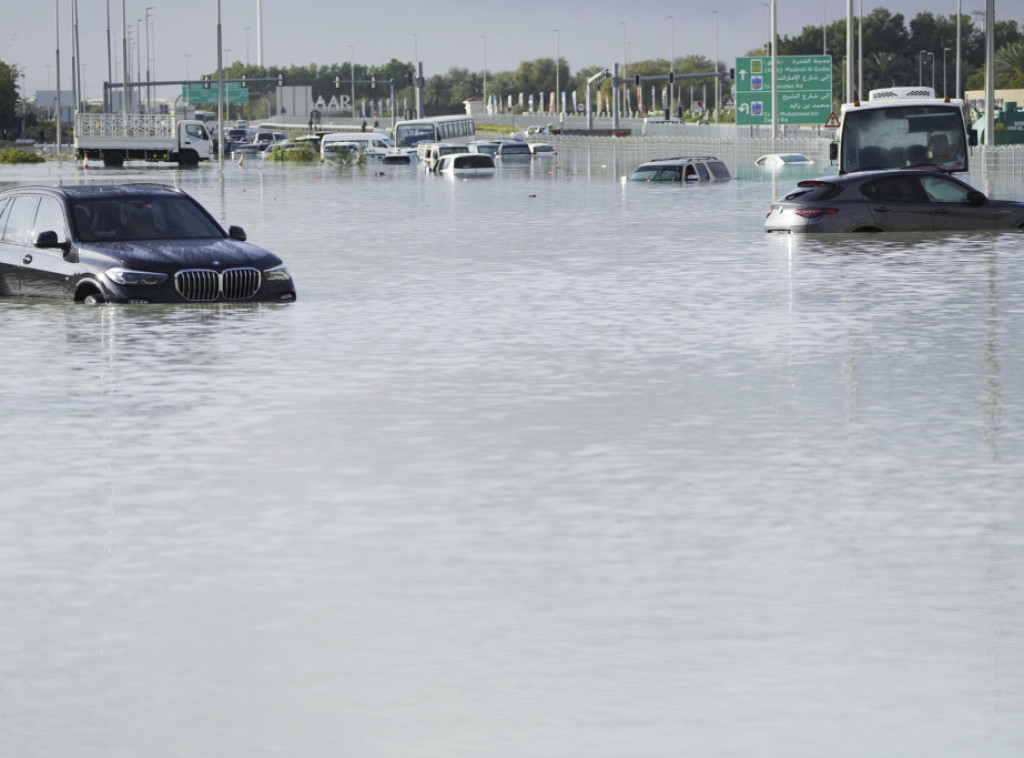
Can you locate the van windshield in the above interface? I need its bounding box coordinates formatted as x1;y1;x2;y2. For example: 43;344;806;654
840;105;968;173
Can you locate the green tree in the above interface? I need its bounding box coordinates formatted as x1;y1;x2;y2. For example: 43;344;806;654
0;59;20;131
965;40;1024;89
863;51;914;90
447;67;480;104
424;74;451;115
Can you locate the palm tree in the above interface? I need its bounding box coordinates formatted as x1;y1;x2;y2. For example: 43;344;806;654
994;41;1024;88
425;74;451;115
864;52;913;91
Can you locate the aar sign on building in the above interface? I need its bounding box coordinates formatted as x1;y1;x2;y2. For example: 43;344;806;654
735;56;832;126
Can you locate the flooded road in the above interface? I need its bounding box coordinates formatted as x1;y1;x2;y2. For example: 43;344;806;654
1;145;1023;757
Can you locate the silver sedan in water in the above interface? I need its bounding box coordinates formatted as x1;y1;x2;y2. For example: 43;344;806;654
764;169;1024;233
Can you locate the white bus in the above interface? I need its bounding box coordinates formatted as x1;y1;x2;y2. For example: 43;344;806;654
830;87;976;174
392;115;476;149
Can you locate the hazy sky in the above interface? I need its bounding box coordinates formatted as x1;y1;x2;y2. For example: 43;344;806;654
5;0;1009;98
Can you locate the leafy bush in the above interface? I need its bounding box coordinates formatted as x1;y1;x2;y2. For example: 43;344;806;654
0;147;44;164
265;142;317;162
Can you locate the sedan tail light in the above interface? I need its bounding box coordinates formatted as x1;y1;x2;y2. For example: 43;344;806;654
795;207;839;218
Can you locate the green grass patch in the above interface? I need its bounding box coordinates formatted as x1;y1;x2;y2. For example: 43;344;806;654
0;147;45;164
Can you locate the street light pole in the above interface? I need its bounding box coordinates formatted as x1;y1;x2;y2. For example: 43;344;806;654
145;7;152;112
620;21;627;116
256;0;263;67
955;0;961;99
919;50;926;86
823;0;827;55
943;47;951;98
481;35;487;113
667;15;674;117
553;28;559;121
711;10;719;122
349;44;355;119
121;0;128;115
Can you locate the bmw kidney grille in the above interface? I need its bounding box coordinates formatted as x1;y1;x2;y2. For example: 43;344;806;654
174;268;262;301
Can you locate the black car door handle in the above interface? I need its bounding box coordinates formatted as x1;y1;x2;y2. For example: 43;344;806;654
935;208;950;215
873;206;890;213
22;254;32;265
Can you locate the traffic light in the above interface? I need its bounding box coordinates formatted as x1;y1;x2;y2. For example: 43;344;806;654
668;72;675;84
240;74;247;88
203;75;210;89
371;75;376;90
335;76;341;88
278;74;284;86
404;70;414;85
634;74;641;86
729;68;735;80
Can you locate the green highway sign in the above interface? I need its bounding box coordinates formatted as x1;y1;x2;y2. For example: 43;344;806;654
735;55;832;125
182;82;250;104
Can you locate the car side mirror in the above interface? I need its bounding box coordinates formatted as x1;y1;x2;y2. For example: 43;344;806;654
829;142;839;161
228;225;247;241
34;230;72;254
967;190;986;206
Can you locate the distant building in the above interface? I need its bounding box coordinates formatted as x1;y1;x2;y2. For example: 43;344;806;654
463;97;485;117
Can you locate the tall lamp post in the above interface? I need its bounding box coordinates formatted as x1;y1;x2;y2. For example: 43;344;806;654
711;10;719;122
145;7;152;112
553;28;559;121
667;15;674;117
823;0;828;54
943;47;951;98
620;21;627;116
349;44;355;118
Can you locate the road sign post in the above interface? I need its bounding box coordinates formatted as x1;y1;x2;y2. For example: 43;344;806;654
183;82;250;105
735;55;832;126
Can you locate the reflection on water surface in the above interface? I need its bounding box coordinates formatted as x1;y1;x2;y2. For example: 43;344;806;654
1;145;1022;757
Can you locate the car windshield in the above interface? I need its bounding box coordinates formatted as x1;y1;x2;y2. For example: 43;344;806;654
71;195;225;242
630;166;681;182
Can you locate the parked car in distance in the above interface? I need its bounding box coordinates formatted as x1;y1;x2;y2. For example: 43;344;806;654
754;153;814;168
382;150;416;165
764;169;1024;233
0;183;297;304
436;152;496;175
628;156;732;183
529;143;557;156
320;132;395;161
494;140;532;159
467;140;500;155
416;142;469;170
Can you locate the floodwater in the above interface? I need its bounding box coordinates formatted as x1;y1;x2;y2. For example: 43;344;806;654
1;144;1023;757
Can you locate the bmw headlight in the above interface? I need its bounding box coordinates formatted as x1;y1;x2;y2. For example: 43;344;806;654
106;267;168;286
264;263;292;282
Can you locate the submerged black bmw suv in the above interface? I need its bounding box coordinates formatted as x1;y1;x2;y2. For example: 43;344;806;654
0;183;296;304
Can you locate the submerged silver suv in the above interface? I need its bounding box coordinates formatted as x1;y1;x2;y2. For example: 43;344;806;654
629;156;731;183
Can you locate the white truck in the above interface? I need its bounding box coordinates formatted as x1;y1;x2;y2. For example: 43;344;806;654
74;112;213;167
829;87;976;174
